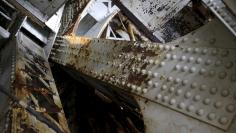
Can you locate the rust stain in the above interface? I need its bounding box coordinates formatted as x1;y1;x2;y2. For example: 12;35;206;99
9;37;70;133
65;35;91;46
127;73;148;86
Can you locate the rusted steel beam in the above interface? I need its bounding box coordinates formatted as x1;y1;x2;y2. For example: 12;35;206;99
50;19;236;131
112;0;191;42
59;0;91;35
0;32;69;133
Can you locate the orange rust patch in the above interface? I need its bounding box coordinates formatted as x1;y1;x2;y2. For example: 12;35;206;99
65;36;91;46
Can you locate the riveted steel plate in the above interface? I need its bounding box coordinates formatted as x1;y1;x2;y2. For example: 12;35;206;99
50;19;236;130
112;0;191;42
202;0;236;37
0;32;70;133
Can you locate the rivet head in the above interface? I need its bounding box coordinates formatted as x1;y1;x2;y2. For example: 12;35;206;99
174;78;181;84
187;105;195;112
208;113;216;120
219;117;228;125
167;77;173;82
199;68;206;75
160;62;165;67
164;45;170;50
127;83;131;88
143;59;148;63
136;68;141;73
194;95;201;101
169;87;175;93
170;46;175;51
141;69;147;75
188;57;194;62
202;49;208;54
190;67;196;73
161;85;167;90
187;48;192;52
219;71;227;79
196;109;204;116
136;87;142;92
182;66;189;72
193;38;199;43
154;82;159;87
165;54;171;59
143;88;148;93
154;60;159;65
176;89;182;96
196;58;202;64
182;38;188;42
148;71;152;76
210;88;217;94
226;104;235;113
156;94;162;100
221;89;229;97
212;49;218;55
131;85;137;91
147;80;153;86
231;75;236;82
225;62;233;69
169;98;176;105
209;70;216;76
153;72;158;78
215;60;222;66
162;95;169;102
138;57;142;62
180;56;186;61
203;98;211;105
171;55;177;60
191;82;197;89
185;92;191;99
178;102;186;109
159;45;164;50
214;101;222;108
200;85;207;91
149;59;154;64
205;59;212;65
221;50;229;57
140;43;146;48
122;81;126;86
175;65;181;71
182;80;188;86
194;48;199;53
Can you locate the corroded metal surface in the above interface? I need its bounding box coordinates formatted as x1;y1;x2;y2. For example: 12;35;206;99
7;0;66;24
58;0;91;35
0;33;16;132
112;0;191;42
50;19;236;131
0;32;69;133
73;0;119;38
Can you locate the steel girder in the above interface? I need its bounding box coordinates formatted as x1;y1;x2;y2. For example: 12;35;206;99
0;32;69;133
50;19;236;132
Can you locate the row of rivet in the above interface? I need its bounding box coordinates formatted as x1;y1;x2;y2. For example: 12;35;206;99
10;55;15;85
174;64;235;80
155;91;235;111
182;47;232;59
133;42;176;51
207;0;236;32
88;66;235;127
155;92;232;125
